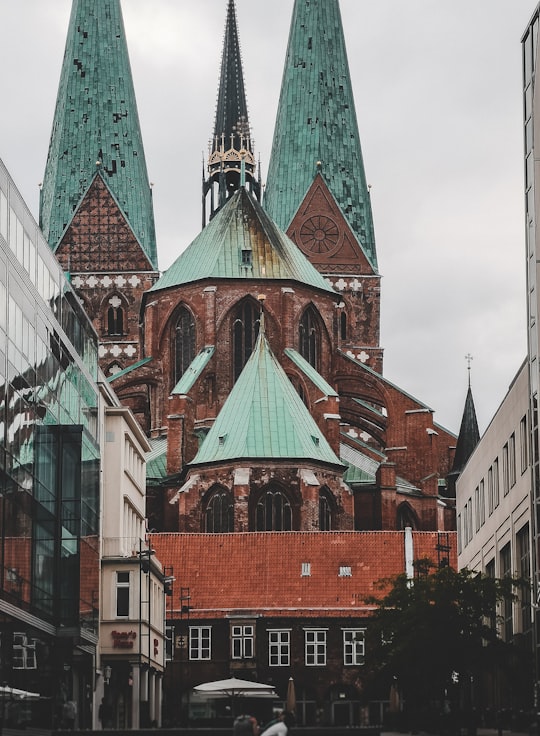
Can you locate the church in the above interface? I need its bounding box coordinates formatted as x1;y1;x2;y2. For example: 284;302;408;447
40;0;459;536
36;0;463;726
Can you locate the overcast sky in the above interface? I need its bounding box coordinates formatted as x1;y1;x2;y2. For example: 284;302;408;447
0;1;536;436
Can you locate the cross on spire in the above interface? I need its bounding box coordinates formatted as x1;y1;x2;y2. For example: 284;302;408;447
465;353;473;386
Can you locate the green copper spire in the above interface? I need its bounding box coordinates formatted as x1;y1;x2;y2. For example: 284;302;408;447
191;316;342;467
264;0;377;271
40;0;158;269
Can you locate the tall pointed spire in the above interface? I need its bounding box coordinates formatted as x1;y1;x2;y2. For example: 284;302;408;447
264;0;377;271
203;0;260;225
40;0;158;269
447;367;480;496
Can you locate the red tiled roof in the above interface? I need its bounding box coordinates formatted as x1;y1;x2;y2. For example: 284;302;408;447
150;531;457;619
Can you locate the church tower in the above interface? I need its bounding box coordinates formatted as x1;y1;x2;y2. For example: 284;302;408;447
40;0;159;403
264;0;381;372
203;0;261;225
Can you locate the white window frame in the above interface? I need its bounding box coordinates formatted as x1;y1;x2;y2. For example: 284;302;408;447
189;626;212;660
305;628;327;666
116;570;130;618
231;624;254;659
343;629;366;666
13;633;37;670
520;415;528;473
268;629;290;667
165;625;175;662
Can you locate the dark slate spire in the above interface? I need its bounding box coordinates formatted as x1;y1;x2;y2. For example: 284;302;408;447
40;0;158;269
447;377;480;497
203;0;260;224
264;0;377;271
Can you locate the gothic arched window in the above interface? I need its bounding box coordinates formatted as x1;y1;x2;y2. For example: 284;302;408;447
319;489;333;531
397;503;418;530
106;295;125;336
174;307;195;385
107;306;124;335
340;311;347;341
205;489;234;533
256;488;292;531
299;306;319;369
233;299;259;381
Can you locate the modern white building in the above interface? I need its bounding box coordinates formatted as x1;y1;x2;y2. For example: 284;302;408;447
523;4;540;681
98;381;166;729
456;362;533;715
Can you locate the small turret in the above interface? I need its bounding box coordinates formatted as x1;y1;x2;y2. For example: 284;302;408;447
447;356;480;497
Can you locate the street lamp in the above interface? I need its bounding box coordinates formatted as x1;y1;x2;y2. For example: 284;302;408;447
137;544;155;727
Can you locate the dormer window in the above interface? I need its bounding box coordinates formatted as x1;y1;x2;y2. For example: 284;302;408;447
241;249;252;266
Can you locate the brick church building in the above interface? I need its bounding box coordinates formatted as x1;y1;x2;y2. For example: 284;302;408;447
37;0;463;726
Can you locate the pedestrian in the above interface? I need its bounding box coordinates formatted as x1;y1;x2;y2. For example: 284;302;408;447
233;713;259;736
63;699;77;730
261;711;293;736
98;697;113;729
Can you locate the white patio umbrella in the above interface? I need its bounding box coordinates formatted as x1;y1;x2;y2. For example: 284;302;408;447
194;677;277;716
0;686;40;701
194;677;277;699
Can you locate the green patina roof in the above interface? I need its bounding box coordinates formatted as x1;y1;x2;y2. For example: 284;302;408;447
107;357;153;383
340;440;420;494
150;187;336;295
284;348;338;397
264;0;377;271
172;347;215;395
191;322;342;467
40;0;158;269
146;437;168;481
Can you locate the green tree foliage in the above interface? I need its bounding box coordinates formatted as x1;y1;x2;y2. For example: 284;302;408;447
365;559;531;730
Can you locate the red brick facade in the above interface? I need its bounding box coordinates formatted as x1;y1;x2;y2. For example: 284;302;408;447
60;159;456;538
54;174;159;402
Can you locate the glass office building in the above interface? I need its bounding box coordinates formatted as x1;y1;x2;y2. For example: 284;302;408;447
0;157;100;728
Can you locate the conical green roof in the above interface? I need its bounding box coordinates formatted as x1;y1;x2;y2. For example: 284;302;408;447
191;323;342;467
264;0;377;271
150;187;336;294
40;0;158;269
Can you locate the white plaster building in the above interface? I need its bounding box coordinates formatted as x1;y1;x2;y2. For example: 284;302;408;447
456;362;533;644
98;381;166;729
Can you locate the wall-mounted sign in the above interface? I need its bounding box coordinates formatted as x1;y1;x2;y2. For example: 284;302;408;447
111;630;137;649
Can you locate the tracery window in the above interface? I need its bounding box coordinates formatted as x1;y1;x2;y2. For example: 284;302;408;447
319;489;332;531
174;306;195;384
106;296;125;336
233;299;259;381
299;306;319;369
397;503;418;530
205;489;234;533
340;311;347;340
256;488;292;531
